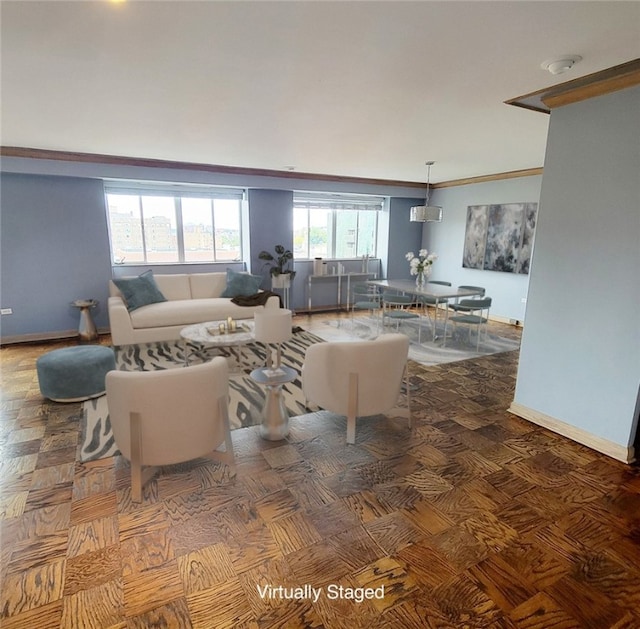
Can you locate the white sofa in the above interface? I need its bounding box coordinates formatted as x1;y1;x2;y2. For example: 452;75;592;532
108;272;279;346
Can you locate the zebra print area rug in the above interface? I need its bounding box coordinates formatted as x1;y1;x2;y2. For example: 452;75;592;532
79;330;323;462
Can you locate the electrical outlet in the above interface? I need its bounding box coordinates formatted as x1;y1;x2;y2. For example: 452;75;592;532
520;298;527;304
0;308;13;315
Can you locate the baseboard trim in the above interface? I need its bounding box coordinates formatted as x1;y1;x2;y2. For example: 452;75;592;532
508;402;635;464
429;305;523;328
490;314;523;327
1;328;110;345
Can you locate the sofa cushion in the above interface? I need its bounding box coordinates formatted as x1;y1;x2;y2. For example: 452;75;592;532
189;273;227;299
220;269;262;298
112;270;167;312
129;299;265;329
152;274;192;301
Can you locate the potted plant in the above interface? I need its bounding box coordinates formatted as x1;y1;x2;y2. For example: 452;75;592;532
258;244;296;289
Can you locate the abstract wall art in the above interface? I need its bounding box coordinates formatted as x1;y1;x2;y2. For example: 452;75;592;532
462;203;538;274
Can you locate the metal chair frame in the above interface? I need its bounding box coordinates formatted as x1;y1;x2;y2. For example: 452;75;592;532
449;285;487;313
382;293;427;343
351;283;382;332
449;297;492;351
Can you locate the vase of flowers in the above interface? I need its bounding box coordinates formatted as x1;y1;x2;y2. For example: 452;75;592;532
406;249;437;288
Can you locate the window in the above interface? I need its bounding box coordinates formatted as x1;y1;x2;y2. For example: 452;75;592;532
293;192;383;259
105;183;244;264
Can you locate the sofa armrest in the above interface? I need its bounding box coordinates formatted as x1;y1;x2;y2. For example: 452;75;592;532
108;296;135;346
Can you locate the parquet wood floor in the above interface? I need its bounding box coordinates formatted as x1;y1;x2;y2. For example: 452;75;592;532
1;316;640;628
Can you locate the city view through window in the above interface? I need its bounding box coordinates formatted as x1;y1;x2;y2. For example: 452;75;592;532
106;190;381;265
106;193;242;264
293;206;378;259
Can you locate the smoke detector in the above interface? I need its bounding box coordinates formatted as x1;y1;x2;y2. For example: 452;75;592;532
541;55;582;75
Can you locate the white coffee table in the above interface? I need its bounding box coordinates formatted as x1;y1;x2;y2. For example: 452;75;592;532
180;320;255;369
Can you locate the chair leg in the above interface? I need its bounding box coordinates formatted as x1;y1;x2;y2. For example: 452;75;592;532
346;372;358;444
130;411;143;503
346;415;356;445
207;396;237;477
220;396;236;475
404;364;412;429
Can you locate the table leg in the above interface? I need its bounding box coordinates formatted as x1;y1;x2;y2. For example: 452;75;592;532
184;341;191;366
337;274;343;326
78;306;98;342
443;305;450;347
259;383;289;440
345;274;351;310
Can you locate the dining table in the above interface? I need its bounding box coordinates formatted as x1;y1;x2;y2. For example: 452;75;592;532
367;279;485;342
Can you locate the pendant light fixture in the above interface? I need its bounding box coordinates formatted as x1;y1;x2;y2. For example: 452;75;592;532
410;161;443;222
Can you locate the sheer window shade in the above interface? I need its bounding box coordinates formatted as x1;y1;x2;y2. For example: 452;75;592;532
293;192;384;212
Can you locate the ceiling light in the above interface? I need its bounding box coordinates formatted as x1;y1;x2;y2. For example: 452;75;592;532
541;55;582;75
410;161;443;223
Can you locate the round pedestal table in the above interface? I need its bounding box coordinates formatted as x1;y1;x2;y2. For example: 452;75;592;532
71;299;99;342
250;365;297;441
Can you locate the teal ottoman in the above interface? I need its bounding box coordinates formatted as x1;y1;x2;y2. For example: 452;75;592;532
37;345;116;402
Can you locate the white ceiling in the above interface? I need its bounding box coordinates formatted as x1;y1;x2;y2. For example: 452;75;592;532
1;1;639;184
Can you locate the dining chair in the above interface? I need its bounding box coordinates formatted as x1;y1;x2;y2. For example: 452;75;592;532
105;358;235;502
351;282;382;331
448;285;486;313
382;293;427;343
302;333;411;444
449;297;492;351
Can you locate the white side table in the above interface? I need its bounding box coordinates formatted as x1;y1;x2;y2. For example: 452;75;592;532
250;365;297;440
71;299;99;342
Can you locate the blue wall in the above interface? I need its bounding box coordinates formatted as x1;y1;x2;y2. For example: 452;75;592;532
248;189;293;287
1;174;113;340
0;158;538;340
0;165;427;340
514;86;640;454
388;197;424;280
425;176;543;322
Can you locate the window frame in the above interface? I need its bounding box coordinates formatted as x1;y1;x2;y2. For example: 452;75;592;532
104;182;245;265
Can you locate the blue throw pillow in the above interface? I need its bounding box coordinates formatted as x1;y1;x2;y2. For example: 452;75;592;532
112;270;167;312
221;269;262;298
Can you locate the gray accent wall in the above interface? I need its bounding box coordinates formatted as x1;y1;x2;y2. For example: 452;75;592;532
388;197;425;280
247;188;293;288
514;86;640;450
1;174;113;340
424;176;543;322
3;168;424;340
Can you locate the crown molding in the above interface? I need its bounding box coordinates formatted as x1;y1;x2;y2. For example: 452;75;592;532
506;58;640;114
433;168;543;189
1;146;543;190
0;146;420;189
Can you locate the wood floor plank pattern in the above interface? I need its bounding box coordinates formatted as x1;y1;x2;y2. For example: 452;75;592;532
2;319;640;627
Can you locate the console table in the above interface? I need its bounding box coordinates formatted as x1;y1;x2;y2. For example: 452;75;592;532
306;272;376;313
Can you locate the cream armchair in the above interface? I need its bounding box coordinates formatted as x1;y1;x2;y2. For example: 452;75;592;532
105;358;234;502
302;333;411;444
